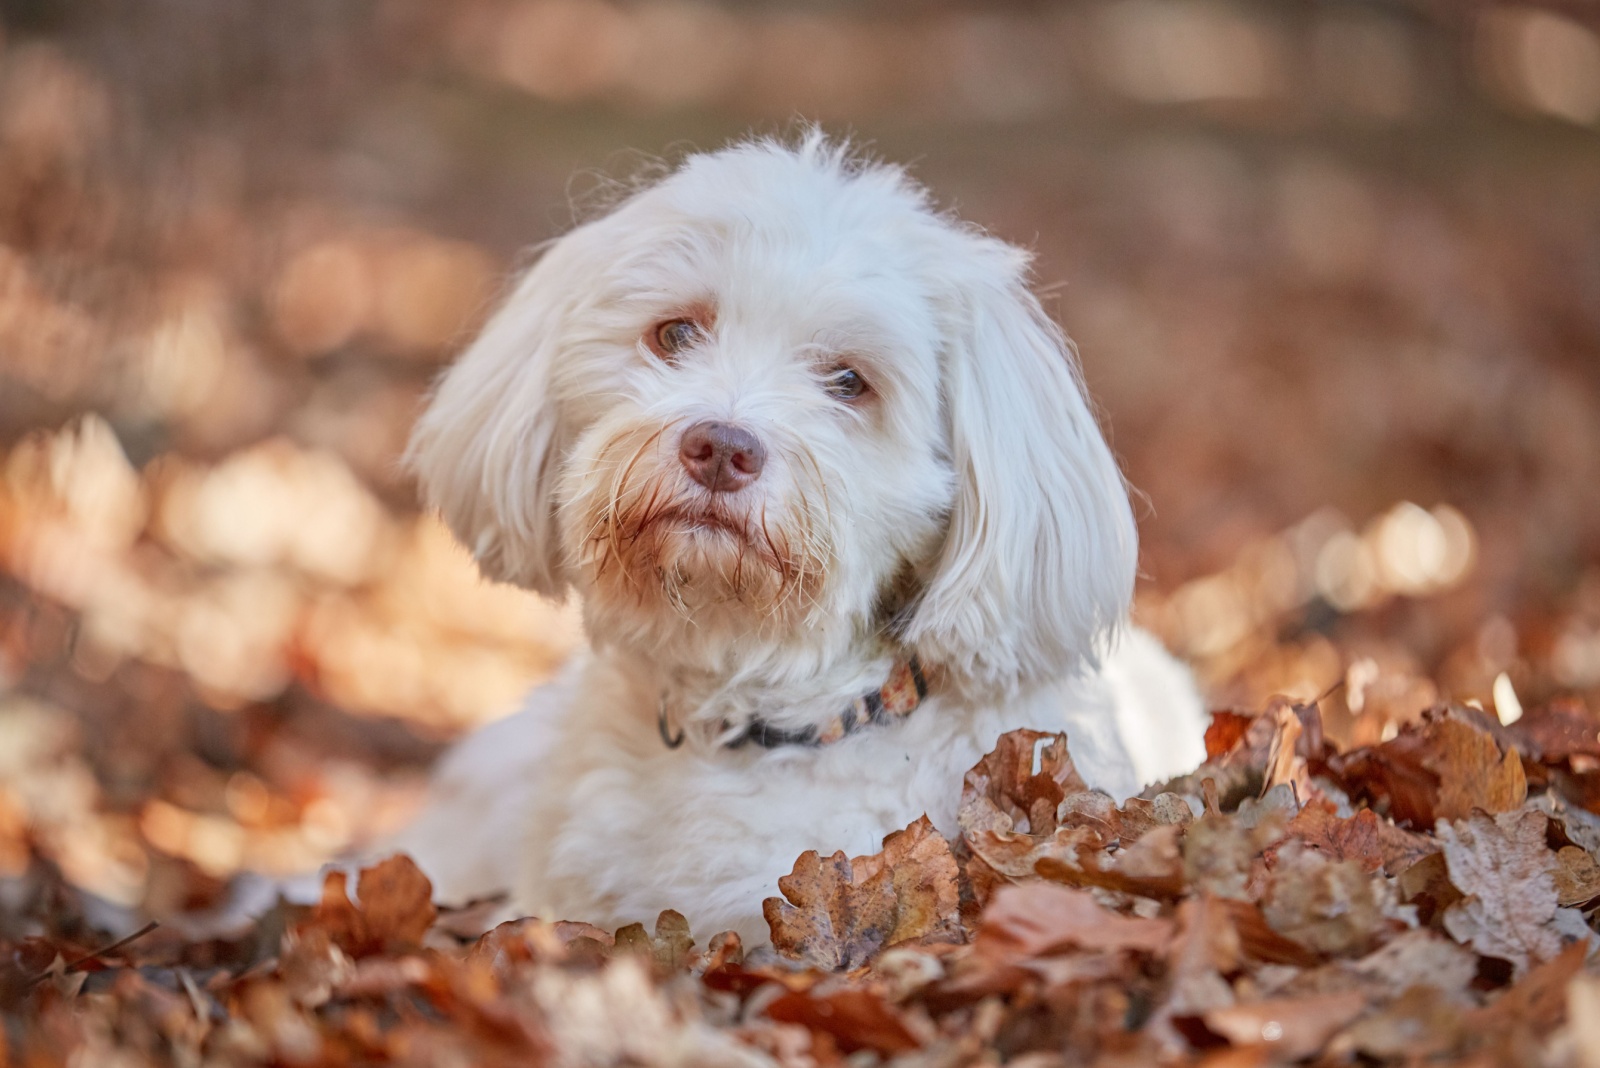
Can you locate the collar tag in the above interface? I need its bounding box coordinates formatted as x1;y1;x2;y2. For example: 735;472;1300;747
657;696;686;749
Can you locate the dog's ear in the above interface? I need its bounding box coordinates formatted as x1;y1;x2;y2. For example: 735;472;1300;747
904;237;1138;696
405;228;599;598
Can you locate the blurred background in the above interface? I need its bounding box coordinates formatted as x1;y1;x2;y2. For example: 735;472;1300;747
0;0;1598;919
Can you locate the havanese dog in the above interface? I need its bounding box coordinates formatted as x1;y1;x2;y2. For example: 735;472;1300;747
390;132;1206;945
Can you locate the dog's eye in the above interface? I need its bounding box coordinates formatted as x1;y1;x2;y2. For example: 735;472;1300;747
650;318;705;361
825;367;869;401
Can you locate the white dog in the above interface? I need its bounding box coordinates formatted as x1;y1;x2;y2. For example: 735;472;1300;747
393;133;1205;945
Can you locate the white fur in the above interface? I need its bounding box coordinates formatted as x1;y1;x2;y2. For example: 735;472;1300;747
396;134;1206;944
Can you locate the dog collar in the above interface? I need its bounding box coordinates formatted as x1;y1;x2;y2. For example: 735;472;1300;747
657;657;929;751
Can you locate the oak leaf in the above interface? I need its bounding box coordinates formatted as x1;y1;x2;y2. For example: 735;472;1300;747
307;855;436;958
1334;710;1526;828
613;909;695;971
1035;823;1188;901
974;882;1173;960
1438;809;1596;978
1287;800;1435;875
958;730;1086;837
764;816;959;971
849;816;961;947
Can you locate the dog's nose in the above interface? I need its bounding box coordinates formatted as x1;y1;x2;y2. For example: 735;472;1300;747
679;421;766;492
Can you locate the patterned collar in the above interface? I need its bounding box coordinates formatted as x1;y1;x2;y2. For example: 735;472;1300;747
658;657;929;751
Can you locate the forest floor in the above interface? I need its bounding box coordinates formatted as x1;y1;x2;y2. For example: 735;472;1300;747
3;2;1600;1064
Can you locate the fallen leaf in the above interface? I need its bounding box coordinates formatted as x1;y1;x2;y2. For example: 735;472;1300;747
614;909;695;971
304;855;436;958
765;988;923;1055
974;882;1173;960
1333;710;1526;828
850;816;961;946
1034;823;1187;900
1203;991;1367;1061
356;855;437;949
1467;940;1589;1032
1260;702;1305;795
1115;792;1196;838
1205;711;1255;761
764;850;894;972
1329;985;1465;1061
1551;845;1600;906
1287;801;1436;875
1260;841;1388;957
1438;809;1595;978
765;818;960;971
958;730;1086;837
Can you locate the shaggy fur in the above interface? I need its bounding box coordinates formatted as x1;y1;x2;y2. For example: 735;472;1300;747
394;134;1207;944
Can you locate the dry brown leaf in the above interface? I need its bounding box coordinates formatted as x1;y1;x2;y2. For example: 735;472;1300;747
765;818;960;971
974;882;1173;960
1467;940;1590;1033
1035;823;1187;900
613;909;695;971
1260;841;1389;957
1438;809;1596;978
958;730;1086;837
1345;929;1479;1004
764;850;894;972
968;825;1101;884
1261;702;1306;796
305;855;437;958
1334;711;1527;828
1183;810;1287;901
1058;789;1194;843
849;816;961;946
1432;732;1527;822
1286;800;1436;876
1204;711;1255;761
356;854;437;948
1203;991;1367;1061
1329;985;1466;1061
1551;845;1600;906
764;988;923;1055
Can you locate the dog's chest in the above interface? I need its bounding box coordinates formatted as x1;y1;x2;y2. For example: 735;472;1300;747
522;704;995;942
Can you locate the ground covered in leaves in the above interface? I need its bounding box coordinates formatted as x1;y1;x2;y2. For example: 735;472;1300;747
7;698;1600;1065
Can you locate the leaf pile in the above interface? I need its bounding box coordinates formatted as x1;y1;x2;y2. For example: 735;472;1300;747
8;699;1600;1065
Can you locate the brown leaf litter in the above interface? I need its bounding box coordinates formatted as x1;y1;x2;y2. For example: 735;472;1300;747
7;699;1600;1065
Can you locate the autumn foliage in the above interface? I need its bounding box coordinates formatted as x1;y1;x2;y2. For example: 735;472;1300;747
5;695;1600;1066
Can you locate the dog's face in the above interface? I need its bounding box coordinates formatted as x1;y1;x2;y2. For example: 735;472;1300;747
409;136;1138;695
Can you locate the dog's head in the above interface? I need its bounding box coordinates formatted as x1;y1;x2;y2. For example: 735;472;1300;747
408;134;1136;696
